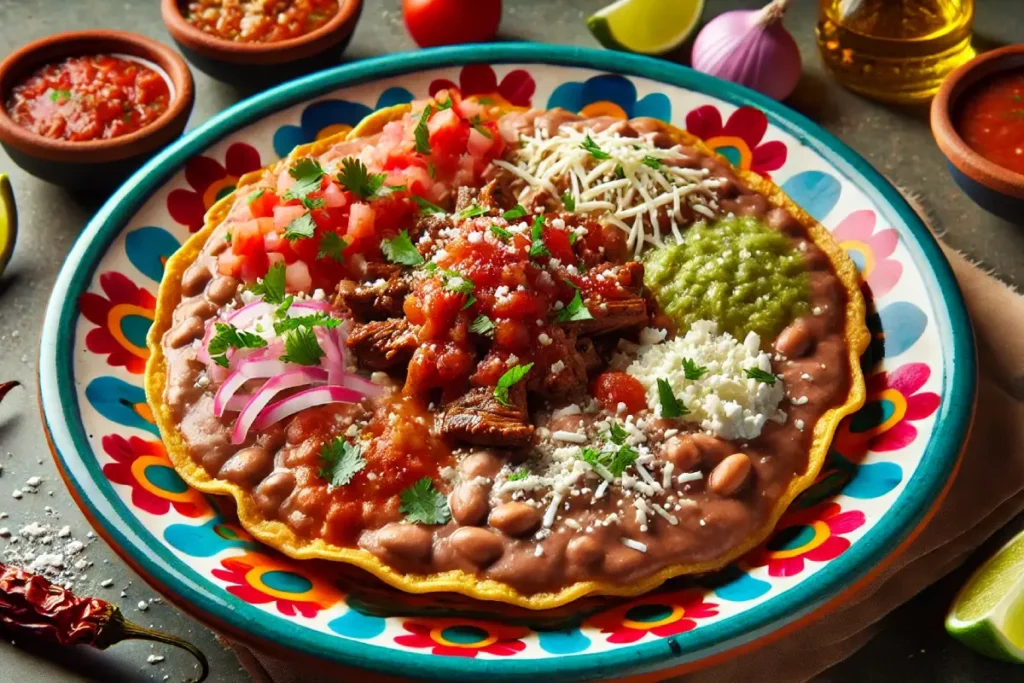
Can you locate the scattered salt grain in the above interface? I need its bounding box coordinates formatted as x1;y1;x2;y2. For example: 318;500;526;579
137;601;149;612
100;579;114;588
146;655;165;664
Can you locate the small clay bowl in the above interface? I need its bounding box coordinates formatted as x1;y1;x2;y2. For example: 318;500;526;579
931;45;1024;224
0;30;194;192
161;0;363;84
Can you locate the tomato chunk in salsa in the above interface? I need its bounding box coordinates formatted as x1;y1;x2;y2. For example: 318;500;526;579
957;70;1024;176
185;0;339;43
5;55;171;142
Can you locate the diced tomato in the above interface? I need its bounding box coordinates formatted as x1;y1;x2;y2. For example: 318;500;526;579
248;190;279;219
322;181;348;208
256;217;276;234
285;261;312;292
267;252;285;267
592;372;649;415
239;250;270;282
231;220;263;256
466;127;494;158
494;319;529;351
345;203;376;246
217;249;244;276
492;290;537;319
276;171;296;195
543;226;576;264
273;204;307;231
428;110;470;169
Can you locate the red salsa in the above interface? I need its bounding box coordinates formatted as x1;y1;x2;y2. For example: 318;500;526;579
5;55;171;142
185;0;339;43
957;70;1024;176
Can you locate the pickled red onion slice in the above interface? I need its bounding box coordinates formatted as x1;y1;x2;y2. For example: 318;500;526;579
231;367;329;444
250;385;364;435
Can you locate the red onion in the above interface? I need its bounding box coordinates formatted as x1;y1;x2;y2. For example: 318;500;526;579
231;367;330;444
213;357;292;417
251;385;364;433
691;0;801;101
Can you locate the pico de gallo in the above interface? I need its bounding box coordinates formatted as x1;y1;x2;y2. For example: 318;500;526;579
184;0;340;43
5;55;171;141
957;69;1024;176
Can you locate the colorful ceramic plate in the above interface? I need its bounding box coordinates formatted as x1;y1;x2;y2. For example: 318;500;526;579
39;45;975;682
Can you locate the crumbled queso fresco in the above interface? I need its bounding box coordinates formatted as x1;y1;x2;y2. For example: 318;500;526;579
622;320;787;440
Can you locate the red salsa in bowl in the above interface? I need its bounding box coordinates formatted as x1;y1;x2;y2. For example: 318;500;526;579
5;54;172;142
184;0;340;43
956;70;1024;176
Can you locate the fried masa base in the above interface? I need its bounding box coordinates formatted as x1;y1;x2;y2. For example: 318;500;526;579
145;105;870;610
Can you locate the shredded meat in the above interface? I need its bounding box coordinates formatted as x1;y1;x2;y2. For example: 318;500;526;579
439;385;533;447
564;296;648;336
346;319;419;370
530;328;589;400
479;176;518;212
454;186;478;213
574;337;603;375
334;274;409;320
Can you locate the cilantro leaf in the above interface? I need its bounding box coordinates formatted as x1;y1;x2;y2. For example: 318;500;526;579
614;164;625;180
682;358;709;381
490;225;513;240
274;296;294;319
249;262;287;304
317;232;347;262
399;477;450;525
435;97;454;111
581;134;611;160
607;444;639;477
478;97;494;105
568;231;579;245
642;156;662;170
507;469;529;481
414;105;433;155
280;326;324;366
657;378;688;418
411;195;445;215
224;232;232;244
336;157;386;200
469;115;493;139
502;204;527;220
207;323;267;367
49;89;72;102
283;213;316;241
301;196;325;210
608;422;629;445
284;158;325;201
561;192;576;211
745;367;777;385
381;230;425;267
458;204;487;219
318;437;365;488
494;362;533;407
529;215;550;259
461;295;477;311
247;189;265;205
273;312;341;335
443;272;475;297
469;315;495;336
554;289;593;323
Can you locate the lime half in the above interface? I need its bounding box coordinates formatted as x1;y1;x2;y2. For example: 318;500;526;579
0;174;16;277
947;528;1024;663
587;0;705;56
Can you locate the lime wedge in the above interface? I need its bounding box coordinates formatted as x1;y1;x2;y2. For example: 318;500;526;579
0;174;16;277
587;0;705;56
946;528;1024;663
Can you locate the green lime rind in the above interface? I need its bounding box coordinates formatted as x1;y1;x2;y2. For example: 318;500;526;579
0;173;17;277
946;617;1024;664
586;0;705;56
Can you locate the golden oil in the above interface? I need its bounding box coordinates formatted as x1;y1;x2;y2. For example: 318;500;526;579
816;0;975;104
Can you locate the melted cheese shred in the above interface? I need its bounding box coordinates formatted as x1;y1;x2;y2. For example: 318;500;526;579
494;126;724;255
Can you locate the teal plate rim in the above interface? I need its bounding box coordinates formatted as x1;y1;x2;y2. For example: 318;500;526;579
39;44;976;681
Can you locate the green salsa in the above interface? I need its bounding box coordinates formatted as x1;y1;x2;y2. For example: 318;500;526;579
644;216;809;342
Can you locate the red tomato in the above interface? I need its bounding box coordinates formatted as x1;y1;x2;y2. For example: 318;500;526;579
402;0;502;48
248;190;279;219
593;372;648;415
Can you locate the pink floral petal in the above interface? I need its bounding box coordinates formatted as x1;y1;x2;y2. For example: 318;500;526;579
435;645;479;658
102;435;134;462
866;261;902;298
685;105;723;140
868;228;899;258
653;620;696;637
498;70;536;106
871;420;917;452
887;363;931;396
484;641;527;656
85;328;120;354
225;143;261;176
825;509;866;535
831;210;876;242
905;392;941;421
750;140;788;173
723;106;768;146
768;556;805;578
132;489;170;516
167;189;207;229
184;155;227;193
607;628;646;644
79;292;112;325
428;79;458;98
395;634;432;649
99;271;137;303
804;536;851;562
459;64;498;95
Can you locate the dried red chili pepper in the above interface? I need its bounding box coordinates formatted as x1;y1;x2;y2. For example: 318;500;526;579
0;562;209;681
0;381;18;404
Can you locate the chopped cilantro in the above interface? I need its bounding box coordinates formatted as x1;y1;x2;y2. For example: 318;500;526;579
399;477;450;525
458;204;487;219
657;378;688;418
745;367;778;385
528;215;550;259
207;323;267;367
274;296;294;319
336;157;386;200
494;362;533;407
682;358;709;381
642;156;662;170
381;230;425;267
469;115;493;139
280;326;324;366
317;232;347;262
561;192;576;211
469;315;495;336
614;164;625;180
568;231;579;245
247;189;265;205
283;213;316;241
249;262;287;304
507;469;529;481
284;158;325;201
224;232;232;244
477;97;494;105
273;312;341;335
490;225;513;240
608;422;628;445
502;204;528;220
554;289;593;323
411;195;445;215
461;295;477;311
581;134;611;160
607;444;639;477
49;89;72;102
301;196;325;210
318;437;366;488
414;105;433;155
435;97;453;111
443;272;475;297
427;161;437;179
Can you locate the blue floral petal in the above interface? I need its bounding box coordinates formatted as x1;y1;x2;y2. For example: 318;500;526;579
580;74;638;116
125;226;180;284
707;565;772;602
538;628;591;654
300;100;373;137
875;301;928;359
376;87;415;109
328;607;387;639
845;461;903;499
273;125;308;159
780;171;842;222
633;93;672;122
164;518;255;557
547;82;585;112
85;377;158;435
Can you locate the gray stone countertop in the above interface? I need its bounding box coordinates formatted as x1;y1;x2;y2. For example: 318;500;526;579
0;0;1021;681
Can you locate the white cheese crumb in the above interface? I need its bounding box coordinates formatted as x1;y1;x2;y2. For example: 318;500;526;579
677;471;704;484
100;579;114;588
795;419;806;431
147;655;165;664
551;431;587;444
621;537;648;553
534;545;544;557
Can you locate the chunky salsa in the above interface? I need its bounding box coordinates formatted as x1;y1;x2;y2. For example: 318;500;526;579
957;69;1024;176
184;0;339;43
5;55;171;142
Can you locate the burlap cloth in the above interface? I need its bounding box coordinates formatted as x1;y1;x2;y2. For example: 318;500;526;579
230;235;1024;682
